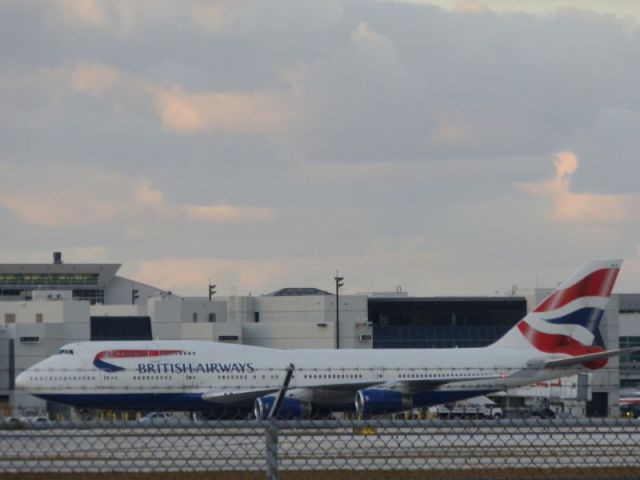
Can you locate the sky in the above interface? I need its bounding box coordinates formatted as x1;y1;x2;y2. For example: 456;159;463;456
1;0;640;297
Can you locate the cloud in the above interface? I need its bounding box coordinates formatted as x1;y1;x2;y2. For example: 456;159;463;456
132;179;165;209
152;86;293;135
133;240;441;295
68;63;295;135
135;257;288;293
453;1;492;14
54;0;108;29
70;63;122;96
3;1;640;297
185;205;275;223
0;162;276;228
0;163;127;227
152;87;205;134
520;151;640;224
190;1;250;34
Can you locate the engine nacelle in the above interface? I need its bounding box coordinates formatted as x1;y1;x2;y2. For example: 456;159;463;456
355;389;412;417
254;395;313;420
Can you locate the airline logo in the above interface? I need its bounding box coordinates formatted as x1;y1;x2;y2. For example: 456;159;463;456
93;349;256;375
94;349;183;373
518;265;619;365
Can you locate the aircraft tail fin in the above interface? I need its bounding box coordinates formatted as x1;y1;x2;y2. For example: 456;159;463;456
491;259;622;358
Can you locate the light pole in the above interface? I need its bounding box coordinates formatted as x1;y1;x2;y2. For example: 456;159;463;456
334;273;344;349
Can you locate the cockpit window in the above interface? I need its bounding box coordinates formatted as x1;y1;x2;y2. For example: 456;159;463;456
58;348;74;355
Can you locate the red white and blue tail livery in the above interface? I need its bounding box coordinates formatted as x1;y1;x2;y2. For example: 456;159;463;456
16;260;638;418
492;259;621;369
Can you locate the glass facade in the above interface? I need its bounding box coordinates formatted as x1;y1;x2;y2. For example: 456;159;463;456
90;316;152;341
620;337;640;363
369;298;527;349
72;289;105;305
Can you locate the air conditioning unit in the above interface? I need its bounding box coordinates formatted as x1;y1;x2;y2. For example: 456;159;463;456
358;334;372;342
20;336;40;343
218;335;239;342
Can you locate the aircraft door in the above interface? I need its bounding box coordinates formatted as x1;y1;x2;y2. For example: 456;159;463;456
146;341;163;406
181;348;197;391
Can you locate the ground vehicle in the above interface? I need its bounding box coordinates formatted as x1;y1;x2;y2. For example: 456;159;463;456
527;407;556;419
138;412;174;424
621;404;640;418
2;416;50;428
430;397;503;419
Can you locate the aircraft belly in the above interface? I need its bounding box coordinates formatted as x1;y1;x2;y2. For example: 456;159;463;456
34;391;248;413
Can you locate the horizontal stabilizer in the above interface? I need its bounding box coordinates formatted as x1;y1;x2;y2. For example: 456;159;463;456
543;348;640;369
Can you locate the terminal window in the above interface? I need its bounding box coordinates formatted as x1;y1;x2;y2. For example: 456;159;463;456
72;289;105;305
91;316;152;341
368;298;526;349
4;313;15;324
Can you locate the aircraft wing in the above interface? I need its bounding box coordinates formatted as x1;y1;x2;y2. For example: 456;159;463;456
542;347;640;369
201;376;507;408
393;375;504;394
201;388;278;406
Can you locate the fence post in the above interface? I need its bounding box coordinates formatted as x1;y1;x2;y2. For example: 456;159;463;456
265;420;279;480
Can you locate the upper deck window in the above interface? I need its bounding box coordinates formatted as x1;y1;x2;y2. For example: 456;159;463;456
58;348;74;355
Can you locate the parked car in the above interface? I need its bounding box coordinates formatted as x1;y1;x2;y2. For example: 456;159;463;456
138;412;174;425
2;416;50;428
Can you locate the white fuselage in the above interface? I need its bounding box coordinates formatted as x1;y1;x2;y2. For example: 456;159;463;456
16;340;577;414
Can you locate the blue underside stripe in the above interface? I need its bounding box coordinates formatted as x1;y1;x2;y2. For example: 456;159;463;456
37;393;227;412
36;390;497;413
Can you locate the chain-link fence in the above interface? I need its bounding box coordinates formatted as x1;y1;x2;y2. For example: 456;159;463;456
2;417;640;479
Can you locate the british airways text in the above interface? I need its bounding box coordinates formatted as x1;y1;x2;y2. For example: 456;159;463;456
137;362;255;374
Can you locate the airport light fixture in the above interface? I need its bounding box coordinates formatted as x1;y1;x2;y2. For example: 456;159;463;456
335;274;344;349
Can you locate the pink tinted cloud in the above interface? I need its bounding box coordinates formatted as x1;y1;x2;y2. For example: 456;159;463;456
0;163;275;228
135;257;288;293
185;205;275;223
68;63;295;136
520;151;638;224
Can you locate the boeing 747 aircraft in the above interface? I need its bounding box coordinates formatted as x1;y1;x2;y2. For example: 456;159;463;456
16;260;636;418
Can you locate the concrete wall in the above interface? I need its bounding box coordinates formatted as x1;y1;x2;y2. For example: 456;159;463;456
240;295;372;349
0;299;90;415
148;296;235;342
104;276;164;307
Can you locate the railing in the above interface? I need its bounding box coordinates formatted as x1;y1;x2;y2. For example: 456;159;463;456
2;417;640;479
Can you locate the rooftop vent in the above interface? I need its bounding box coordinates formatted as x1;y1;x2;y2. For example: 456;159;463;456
53;252;63;265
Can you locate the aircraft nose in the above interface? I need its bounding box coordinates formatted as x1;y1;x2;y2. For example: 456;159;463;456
15;371;30;390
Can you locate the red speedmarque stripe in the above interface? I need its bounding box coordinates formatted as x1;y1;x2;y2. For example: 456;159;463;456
533;268;619;313
95;349;182;361
517;321;604;361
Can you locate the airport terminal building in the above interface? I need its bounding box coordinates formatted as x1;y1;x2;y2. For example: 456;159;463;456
1;253;637;417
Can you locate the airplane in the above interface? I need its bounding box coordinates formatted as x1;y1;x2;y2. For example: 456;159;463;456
16;259;638;419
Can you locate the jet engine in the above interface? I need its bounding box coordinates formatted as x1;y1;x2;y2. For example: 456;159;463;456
254;395;312;420
355;389;412;417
